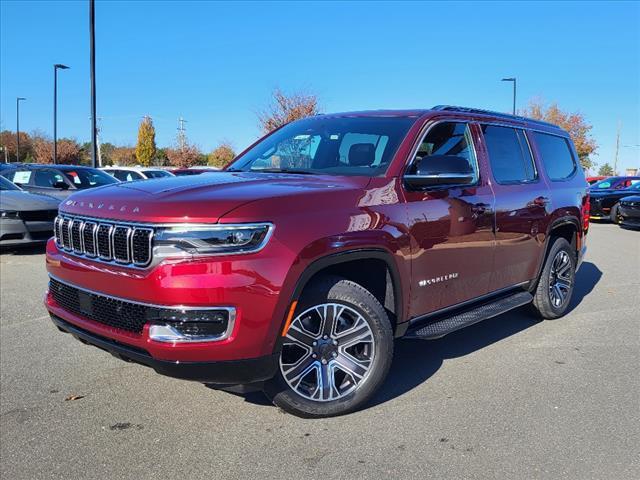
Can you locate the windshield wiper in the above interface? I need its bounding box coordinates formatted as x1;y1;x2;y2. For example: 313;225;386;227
251;168;316;175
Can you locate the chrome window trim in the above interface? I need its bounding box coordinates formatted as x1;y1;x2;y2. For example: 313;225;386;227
48;274;236;342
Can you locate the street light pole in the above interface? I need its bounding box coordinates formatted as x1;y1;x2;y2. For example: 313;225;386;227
53;64;70;164
501;77;517;115
89;0;98;168
16;97;26;162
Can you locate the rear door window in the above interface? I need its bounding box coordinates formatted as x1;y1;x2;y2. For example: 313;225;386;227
532;132;577;181
482;125;537;184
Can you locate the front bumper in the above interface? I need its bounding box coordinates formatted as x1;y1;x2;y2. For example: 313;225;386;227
0;218;53;246
619;204;640;227
50;313;279;384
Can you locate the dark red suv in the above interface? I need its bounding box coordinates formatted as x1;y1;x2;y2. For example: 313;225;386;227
45;106;589;417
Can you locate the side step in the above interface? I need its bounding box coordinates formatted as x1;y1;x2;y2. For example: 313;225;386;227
405;291;533;340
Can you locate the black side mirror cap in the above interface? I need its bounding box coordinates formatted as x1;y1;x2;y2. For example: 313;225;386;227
404;155;475;189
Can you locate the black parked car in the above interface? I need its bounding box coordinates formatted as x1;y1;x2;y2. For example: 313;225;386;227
589;181;640;222
0;164;119;200
0;176;60;247
618;193;640;229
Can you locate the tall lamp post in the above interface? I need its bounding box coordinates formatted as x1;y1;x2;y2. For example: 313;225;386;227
16;97;26;162
89;0;98;168
501;77;517;115
53;64;70;164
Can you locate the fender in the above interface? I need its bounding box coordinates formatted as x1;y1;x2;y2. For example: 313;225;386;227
272;248;408;353
530;215;581;291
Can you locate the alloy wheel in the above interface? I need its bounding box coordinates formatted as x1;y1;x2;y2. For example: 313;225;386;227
548;250;573;308
280;303;375;402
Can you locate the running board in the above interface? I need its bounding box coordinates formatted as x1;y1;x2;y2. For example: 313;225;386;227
405;291;533;340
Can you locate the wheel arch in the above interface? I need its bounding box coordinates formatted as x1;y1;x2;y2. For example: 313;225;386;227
286;249;406;337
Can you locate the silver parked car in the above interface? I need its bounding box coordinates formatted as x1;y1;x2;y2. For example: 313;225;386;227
0;176;60;247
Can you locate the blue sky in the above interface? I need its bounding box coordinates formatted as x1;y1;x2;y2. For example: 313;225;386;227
1;1;638;172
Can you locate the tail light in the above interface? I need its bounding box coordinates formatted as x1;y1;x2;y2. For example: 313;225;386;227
581;194;590;232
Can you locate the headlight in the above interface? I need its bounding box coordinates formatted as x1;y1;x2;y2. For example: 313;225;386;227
0;210;19;219
154;223;273;255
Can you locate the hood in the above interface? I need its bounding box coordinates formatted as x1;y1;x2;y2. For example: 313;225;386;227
0;190;61;211
621;195;640;202
58;172;370;223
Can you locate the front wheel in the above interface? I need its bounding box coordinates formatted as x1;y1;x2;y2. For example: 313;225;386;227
265;276;394;418
610;203;620;223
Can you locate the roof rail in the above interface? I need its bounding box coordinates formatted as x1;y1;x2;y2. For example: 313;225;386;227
431;105;559;129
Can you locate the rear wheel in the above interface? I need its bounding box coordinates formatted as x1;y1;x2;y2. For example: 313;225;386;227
265;276;393;418
531;238;576;319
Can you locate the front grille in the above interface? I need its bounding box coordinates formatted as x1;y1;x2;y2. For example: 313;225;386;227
19;210;58;222
49;278;159;333
54;215;153;267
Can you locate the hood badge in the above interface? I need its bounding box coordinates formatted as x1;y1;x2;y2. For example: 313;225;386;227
63;200;140;214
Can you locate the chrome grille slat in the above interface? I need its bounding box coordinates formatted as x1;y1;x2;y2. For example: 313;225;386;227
54;215;153;268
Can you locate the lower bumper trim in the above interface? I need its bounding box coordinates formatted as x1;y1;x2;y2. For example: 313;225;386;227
50;314;278;385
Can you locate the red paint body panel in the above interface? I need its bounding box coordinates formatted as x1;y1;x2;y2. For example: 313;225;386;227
45;108;588;374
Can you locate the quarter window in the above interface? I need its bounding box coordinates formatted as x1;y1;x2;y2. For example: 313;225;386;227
410;122;478;181
482;125;536;184
533;132;577;181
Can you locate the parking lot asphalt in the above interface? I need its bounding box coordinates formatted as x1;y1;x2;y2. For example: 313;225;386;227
1;222;638;480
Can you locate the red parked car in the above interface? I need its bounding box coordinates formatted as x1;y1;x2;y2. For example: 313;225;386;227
45;106;589;417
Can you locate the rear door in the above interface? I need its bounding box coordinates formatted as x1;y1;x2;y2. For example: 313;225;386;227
479;124;551;291
404;120;496;317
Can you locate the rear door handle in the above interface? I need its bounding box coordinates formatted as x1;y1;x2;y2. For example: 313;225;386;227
471;202;491;215
533;196;550;207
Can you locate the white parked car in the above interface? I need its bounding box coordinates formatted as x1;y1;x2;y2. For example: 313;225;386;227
102;166;175;182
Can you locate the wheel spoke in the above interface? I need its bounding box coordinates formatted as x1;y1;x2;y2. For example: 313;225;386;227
317;363;339;401
334;318;372;347
285;324;317;347
334;351;370;380
282;355;316;386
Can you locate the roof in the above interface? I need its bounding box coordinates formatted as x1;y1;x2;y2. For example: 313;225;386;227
316;105;564;131
1;163;100;171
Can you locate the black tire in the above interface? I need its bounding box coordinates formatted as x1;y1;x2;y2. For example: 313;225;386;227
610;203;620;223
531;238;576;320
264;276;394;418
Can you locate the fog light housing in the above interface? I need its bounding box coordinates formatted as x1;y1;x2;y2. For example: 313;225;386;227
148;308;235;343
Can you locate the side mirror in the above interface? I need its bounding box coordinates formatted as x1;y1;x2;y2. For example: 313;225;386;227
52;180;69;190
405;155;475;189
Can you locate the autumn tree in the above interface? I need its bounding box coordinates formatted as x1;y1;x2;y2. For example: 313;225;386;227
598;163;615;176
110;146;137;166
257;88;320;134
167;144;202;168
208;142;236;168
135;116;156;166
521;100;597;171
0;130;33;162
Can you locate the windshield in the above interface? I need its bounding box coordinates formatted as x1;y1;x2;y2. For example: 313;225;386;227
591;177;640;190
0;175;20;191
63;168;119;189
228;116;416;176
144;170;173;178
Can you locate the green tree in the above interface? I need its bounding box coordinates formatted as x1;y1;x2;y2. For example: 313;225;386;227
208;142;236;168
135;116;156;166
598;163;615;176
